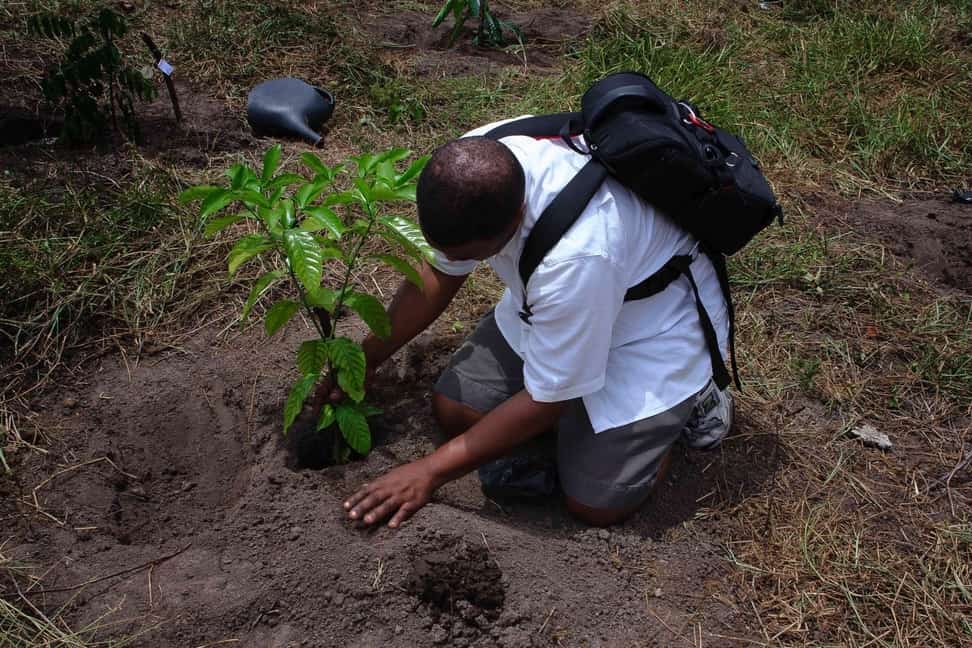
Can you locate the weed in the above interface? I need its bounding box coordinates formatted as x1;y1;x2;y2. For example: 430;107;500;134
0;163;215;405
369;79;427;126
165;0;337;96
568;3;971;189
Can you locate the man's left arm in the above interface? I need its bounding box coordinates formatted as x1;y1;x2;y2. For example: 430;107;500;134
344;391;565;527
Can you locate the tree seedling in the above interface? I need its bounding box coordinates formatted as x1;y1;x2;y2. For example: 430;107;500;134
432;0;523;48
181;145;431;463
28;8;157;144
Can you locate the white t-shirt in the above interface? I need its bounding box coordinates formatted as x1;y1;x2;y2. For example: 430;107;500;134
431;118;729;433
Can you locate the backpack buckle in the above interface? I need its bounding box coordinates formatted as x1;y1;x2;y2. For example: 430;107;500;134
518;305;533;325
519;295;533;325
678;102;715;134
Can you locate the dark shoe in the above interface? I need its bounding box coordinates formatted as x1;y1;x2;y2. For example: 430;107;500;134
478;456;559;499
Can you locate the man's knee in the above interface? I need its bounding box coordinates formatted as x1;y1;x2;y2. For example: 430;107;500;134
565;495;637;527
431;392;482;437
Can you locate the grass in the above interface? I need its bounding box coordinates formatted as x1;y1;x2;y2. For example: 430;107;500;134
720;201;972;646
567;1;971;192
164;0;338;102
0;159;226;405
1;0;971;645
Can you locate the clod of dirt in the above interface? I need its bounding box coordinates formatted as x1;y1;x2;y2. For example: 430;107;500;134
407;534;506;621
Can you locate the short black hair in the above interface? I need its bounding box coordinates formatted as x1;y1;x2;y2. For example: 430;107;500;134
416;136;525;247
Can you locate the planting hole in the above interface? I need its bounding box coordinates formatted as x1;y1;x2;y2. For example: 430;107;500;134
407;534;506;620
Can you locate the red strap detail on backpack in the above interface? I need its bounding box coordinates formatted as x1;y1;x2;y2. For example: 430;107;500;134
679;102;716;134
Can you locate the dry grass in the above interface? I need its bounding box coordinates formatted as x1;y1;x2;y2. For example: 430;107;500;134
714;201;972;646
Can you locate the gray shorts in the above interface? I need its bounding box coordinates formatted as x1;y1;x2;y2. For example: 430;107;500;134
434;311;730;510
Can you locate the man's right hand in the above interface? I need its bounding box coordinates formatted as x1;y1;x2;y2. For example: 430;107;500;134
313;367;377;406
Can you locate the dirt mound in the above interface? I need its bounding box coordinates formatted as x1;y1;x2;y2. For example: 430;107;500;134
408;533;505;619
369;8;592;76
819;195;972;294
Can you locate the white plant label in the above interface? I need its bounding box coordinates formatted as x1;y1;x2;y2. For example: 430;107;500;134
157;59;174;76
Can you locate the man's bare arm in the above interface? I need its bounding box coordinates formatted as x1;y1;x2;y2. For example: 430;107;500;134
362;261;467;369
344;391;566;527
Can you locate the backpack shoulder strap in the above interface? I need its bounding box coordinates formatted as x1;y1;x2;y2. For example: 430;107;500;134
517;160;608;323
622;249;740;391
480;116;607;322
483;113;582;140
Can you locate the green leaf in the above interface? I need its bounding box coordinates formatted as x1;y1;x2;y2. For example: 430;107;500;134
375;159;396;184
295;180;322;209
370;254;422;287
317;403;336;431
227;163;258;190
360;402;383;417
300;151;328;176
301;206;345;238
180;185;221;203
227;234;274;276
267;172;305;190
395;155;430;186
297;339;329;375
327;338;366;402
348;219;371;237
283;230;323;293
352;178;373;203
350;152;380;177
259;202;283;234
264;300;300;336
200;189;234;219
241;269;285;321
323;191;357;207
268;185;286;205
204;211;246;238
432;1;452;27
335;403;371;454
262;145;282;185
379;215;434;261
345;292;391;339
374;147;411;167
306;287;339;311
371;183;417;202
283;374;317;434
231;189;270;209
281;199;296;229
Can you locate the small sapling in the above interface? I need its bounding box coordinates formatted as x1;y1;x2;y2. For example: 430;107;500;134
182;145;431;463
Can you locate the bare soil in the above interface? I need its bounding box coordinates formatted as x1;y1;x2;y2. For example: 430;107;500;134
3;6;969;644
816;194;972;294
4;314;783;646
0;79;253;181
369;7;592;76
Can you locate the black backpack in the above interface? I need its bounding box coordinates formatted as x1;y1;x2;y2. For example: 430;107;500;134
485;71;783;390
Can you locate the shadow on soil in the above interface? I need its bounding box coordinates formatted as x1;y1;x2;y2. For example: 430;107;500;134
459;408;783;541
